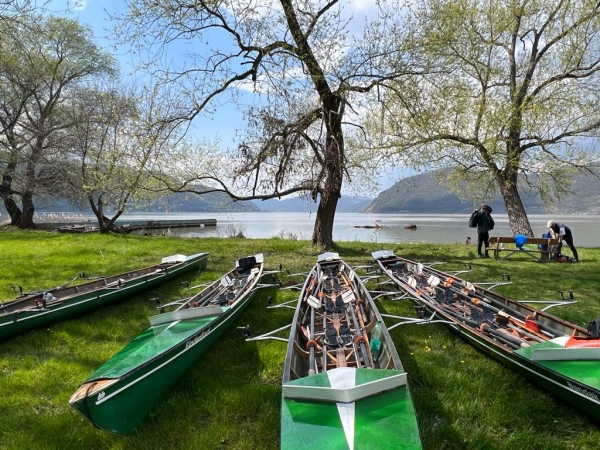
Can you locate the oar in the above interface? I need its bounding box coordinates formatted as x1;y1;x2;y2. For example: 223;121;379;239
438;304;526;349
417;267;563;338
468;297;557;338
321;310;328;372
343;282;372;368
408;272;550;344
308;305;317;375
399;275;527;348
495;311;547;341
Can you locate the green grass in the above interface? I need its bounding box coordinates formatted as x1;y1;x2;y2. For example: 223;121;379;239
0;229;599;449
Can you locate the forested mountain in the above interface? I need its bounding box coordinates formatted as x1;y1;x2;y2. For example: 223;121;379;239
32;192;260;214
29;193;372;215
8;169;599;217
253;196;373;213
365;167;600;214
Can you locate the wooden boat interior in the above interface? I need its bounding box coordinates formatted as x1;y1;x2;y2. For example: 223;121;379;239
0;260;184;315
153;254;263;321
70;377;120;402
378;255;595;352
286;256;398;383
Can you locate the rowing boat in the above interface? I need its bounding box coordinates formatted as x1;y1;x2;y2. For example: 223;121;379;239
373;249;600;422
0;252;209;340
69;254;264;434
281;252;422;449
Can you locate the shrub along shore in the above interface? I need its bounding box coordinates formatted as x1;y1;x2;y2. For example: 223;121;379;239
0;230;598;450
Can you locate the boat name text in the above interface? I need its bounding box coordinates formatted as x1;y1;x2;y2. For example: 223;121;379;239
567;381;600;402
186;329;210;349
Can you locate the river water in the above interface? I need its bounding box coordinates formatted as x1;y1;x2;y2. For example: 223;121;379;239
101;212;598;248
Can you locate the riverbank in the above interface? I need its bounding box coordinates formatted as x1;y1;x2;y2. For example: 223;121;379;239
18;211;600;247
0;231;598;449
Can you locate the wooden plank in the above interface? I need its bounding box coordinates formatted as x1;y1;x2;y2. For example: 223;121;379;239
336;348;347;367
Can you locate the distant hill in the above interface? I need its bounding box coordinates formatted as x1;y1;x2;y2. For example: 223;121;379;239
254;195;373;213
365;167;600;214
31;191;260;214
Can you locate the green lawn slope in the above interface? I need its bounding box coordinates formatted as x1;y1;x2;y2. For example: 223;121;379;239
0;230;598;450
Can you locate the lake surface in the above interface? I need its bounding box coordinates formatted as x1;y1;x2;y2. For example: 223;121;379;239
104;212;599;248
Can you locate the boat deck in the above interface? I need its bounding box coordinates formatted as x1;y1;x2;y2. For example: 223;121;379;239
85;310;225;380
516;340;600;391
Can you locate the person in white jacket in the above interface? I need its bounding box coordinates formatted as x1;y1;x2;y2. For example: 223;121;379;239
547;220;579;262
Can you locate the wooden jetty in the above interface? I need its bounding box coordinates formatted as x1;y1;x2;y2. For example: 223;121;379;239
38;218;217;233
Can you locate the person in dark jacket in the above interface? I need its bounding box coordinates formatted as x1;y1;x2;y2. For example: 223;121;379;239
547;220;579;262
470;205;495;258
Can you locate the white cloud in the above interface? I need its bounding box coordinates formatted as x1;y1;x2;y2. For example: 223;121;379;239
351;0;378;11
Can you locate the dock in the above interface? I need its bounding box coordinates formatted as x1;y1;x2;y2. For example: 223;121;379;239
38;218;217;233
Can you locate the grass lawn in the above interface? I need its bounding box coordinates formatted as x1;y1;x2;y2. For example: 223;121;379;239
0;230;598;450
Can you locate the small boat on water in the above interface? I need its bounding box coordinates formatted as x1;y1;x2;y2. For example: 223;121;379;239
0;252;209;340
69;254;265;434
373;249;600;422
353;220;385;229
281;252;422;449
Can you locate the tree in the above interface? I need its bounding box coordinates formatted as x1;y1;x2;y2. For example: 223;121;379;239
371;0;600;236
114;0;415;249
55;84;178;232
0;14;116;228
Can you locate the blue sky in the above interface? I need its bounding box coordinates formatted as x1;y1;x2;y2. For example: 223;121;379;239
46;0;404;193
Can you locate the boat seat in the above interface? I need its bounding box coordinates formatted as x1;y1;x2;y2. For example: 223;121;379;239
325;298;335;314
339;325;352;346
325;325;338;347
217;294;227;306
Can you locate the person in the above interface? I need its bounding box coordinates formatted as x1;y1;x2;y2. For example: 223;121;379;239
469;204;495;258
547;220;579;262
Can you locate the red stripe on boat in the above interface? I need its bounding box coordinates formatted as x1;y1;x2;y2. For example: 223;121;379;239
565;336;600;348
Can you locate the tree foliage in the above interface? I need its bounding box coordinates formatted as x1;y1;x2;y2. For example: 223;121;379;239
53;83;174;232
0;14;117;227
114;0;416;248
370;0;600;236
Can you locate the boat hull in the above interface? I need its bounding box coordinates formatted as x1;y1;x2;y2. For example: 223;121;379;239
437;319;600;420
0;252;208;340
281;252;421;449
373;250;600;422
69;254;263;434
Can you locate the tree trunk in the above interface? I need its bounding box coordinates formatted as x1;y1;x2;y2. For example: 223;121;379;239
89;195;109;233
312;178;341;249
498;178;534;237
18;192;36;229
311;96;344;249
1;162;23;225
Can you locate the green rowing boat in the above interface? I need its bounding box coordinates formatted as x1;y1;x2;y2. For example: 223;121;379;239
69;254;264;434
373;249;600;423
281;252;422;449
0;252;209;340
